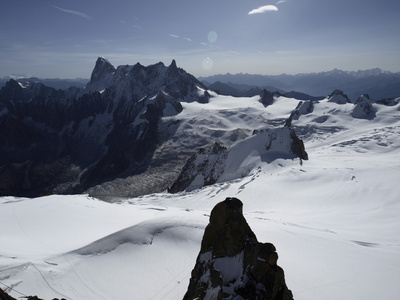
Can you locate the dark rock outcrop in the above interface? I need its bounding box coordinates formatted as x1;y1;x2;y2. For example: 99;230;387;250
327;89;352;104
351;94;376;119
168;142;227;193
0;287;65;300
0;287;17;300
260;89;281;107
375;97;400;106
264;127;308;161
285;100;314;127
183;197;293;300
289;129;308;161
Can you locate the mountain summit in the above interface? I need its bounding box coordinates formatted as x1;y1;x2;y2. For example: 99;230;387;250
184;197;293;300
86;57;116;92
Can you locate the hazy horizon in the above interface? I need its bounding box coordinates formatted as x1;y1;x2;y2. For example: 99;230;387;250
1;0;399;78
2;60;398;81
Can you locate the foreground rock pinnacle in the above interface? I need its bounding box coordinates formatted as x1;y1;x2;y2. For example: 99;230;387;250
183;197;293;300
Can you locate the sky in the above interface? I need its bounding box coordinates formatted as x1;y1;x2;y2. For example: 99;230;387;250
0;0;399;78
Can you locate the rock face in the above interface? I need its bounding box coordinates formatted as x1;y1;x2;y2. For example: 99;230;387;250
327;89;352;104
0;287;61;300
351;94;376;119
183;197;293;300
285;100;314;127
168;142;228;193
260;89;281;107
0;287;17;300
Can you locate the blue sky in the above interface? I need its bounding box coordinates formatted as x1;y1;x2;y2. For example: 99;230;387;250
1;0;399;78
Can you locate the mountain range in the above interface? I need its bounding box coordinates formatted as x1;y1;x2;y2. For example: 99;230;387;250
1;58;400;198
199;68;400;101
0;58;209;197
2;67;399;102
0;76;88;90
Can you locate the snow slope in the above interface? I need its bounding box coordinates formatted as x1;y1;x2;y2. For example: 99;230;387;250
1;93;400;300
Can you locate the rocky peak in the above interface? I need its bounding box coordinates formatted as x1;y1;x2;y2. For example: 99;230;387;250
260;89;281;106
285;100;314;126
327;89;351;104
0;79;24;102
93;57;115;76
0;79;61;104
169;59;178;70
165;59;180;81
183;197;293;300
352;94;376;119
264;127;308;160
86;57;116;92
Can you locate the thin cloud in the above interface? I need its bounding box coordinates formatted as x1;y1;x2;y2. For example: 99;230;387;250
169;34;192;42
276;0;287;4
52;6;93;20
248;5;278;15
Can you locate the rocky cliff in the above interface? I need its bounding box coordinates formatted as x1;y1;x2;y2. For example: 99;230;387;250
183;197;293;300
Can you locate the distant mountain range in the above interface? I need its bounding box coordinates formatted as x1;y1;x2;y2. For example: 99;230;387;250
199;68;400;101
2;68;399;101
0;76;88;90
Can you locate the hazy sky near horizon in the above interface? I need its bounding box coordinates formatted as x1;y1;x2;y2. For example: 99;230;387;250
1;0;399;78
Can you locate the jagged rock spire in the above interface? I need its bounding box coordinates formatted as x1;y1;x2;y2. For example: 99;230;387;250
86;57;116;92
352;94;376;119
183;197;294;300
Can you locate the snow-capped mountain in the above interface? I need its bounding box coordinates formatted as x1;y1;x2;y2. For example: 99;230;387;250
0;76;88;90
0;59;399;299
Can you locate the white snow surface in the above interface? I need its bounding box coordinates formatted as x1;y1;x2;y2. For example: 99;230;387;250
1;93;400;299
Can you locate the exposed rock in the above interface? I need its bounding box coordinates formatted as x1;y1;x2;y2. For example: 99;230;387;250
351;94;376;119
375;97;400;106
265;127;308;161
183;197;293;300
168;142;227;193
85;57;116;92
198;90;211;104
0;287;17;300
327;89;352;104
289;129;308;161
0;287;66;300
260;89;281;107
285;100;314;126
